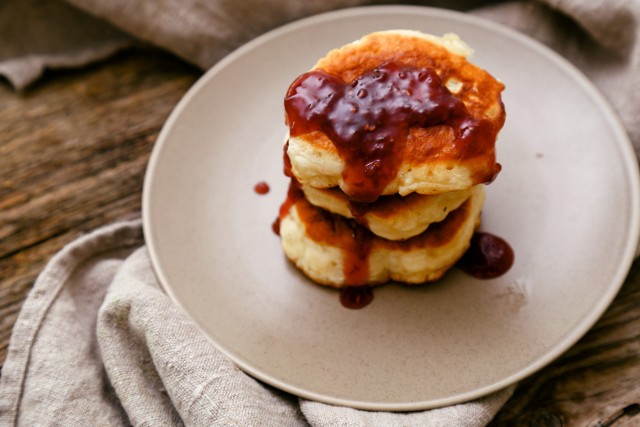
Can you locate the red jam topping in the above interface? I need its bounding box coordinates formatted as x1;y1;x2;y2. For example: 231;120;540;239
284;61;496;203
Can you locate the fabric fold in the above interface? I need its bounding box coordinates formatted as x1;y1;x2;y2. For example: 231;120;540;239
0;221;514;425
0;221;142;426
0;0;134;90
97;247;306;426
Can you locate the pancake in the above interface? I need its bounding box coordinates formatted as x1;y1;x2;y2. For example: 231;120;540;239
300;183;477;241
279;184;485;288
284;30;505;201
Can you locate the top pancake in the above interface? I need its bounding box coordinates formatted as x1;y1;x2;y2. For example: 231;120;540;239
285;30;506;198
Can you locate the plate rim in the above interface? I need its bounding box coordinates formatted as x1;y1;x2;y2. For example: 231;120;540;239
142;5;640;411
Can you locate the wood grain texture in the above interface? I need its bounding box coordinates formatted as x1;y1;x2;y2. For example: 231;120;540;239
0;48;199;364
0;49;638;426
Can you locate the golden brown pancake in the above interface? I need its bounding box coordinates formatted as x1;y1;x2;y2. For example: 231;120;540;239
300;183;477;241
279;185;485;288
285;30;506;198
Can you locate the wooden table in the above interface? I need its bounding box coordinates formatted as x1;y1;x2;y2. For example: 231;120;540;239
1;49;638;426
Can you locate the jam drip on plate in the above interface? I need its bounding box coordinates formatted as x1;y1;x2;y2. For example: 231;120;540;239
340;286;374;309
254;181;270;194
458;232;514;279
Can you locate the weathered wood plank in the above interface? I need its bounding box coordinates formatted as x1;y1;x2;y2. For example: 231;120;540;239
0;48;199;364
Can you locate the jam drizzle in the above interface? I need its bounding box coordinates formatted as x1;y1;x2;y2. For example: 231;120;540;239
285;62;497;203
272;178;304;236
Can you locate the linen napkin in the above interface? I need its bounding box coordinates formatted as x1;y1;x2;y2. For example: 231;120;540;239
1;0;639;425
0;220;514;426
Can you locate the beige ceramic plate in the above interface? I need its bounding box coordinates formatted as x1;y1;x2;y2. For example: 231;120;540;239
143;6;640;411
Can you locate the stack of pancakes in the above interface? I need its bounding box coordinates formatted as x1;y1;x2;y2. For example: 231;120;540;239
276;30;506;288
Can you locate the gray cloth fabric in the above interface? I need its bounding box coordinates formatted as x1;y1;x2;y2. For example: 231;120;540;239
0;0;134;89
1;0;640;425
0;220;515;426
